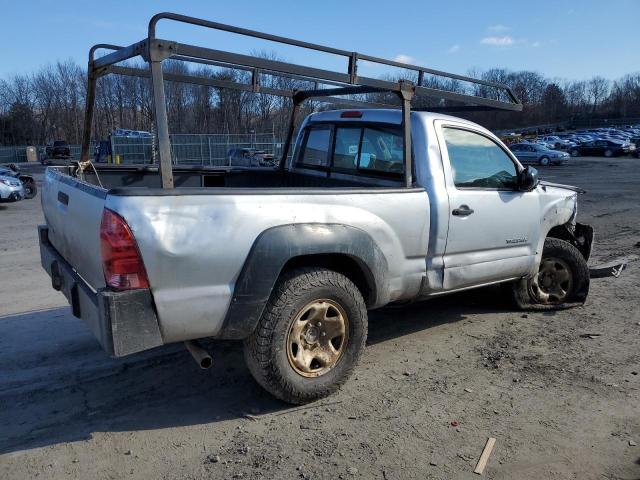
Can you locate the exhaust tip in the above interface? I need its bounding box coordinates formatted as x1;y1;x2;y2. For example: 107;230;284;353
184;340;213;370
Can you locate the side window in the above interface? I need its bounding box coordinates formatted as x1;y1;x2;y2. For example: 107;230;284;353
333;127;361;170
298;127;331;167
443;127;518;189
359;127;404;174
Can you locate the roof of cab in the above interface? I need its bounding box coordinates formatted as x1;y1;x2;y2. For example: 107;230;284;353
306;108;491;135
307;108;479;126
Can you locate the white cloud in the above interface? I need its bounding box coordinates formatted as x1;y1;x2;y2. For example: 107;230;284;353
480;36;515;47
488;24;510;32
393;54;415;64
447;44;461;54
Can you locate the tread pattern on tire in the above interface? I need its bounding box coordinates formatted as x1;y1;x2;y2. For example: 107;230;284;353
244;267;367;404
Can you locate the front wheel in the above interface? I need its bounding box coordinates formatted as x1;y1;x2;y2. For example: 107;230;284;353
23;181;37;199
604;149;613;157
244;268;368;404
539;156;550;166
570;149;580;157
509;238;590;309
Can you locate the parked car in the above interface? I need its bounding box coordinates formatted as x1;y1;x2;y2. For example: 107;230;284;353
569;139;634;157
0;164;37;198
534;139;556;149
509;143;570;166
538;135;572;149
227;148;276;167
43;140;71;163
0;173;25;202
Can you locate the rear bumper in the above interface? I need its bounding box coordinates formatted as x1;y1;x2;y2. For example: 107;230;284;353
38;226;164;357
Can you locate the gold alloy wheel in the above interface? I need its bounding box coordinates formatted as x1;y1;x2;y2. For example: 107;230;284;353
530;257;574;304
286;299;349;378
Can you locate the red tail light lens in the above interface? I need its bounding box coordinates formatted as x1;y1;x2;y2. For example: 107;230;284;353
100;208;149;290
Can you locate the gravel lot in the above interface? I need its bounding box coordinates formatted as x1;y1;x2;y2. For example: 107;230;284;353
1;158;639;479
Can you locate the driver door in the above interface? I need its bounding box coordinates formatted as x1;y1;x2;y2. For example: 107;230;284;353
436;123;540;291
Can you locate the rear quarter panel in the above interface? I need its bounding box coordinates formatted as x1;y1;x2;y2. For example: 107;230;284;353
106;190;429;342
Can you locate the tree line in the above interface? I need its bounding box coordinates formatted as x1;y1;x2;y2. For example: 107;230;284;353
0;56;639;146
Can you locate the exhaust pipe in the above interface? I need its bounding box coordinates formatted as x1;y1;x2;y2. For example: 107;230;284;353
184;340;213;369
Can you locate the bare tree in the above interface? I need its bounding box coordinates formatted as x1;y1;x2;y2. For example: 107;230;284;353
1;57;639;148
587;76;610;114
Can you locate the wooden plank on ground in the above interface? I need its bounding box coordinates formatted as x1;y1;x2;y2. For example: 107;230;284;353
474;437;496;475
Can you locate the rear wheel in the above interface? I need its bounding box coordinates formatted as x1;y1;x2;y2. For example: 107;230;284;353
570;149;580;157
604;149;613;157
509;238;589;309
539;156;550;166
244;268;368;404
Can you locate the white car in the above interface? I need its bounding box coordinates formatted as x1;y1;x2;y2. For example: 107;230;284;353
0;174;25;202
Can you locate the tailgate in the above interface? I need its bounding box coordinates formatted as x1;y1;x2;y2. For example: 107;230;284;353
41;167;107;290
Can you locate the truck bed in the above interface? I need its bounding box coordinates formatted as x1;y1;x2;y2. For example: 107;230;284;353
78;164;405;192
41;165;429;351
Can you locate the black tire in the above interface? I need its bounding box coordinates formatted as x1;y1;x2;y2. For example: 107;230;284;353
509;237;590;310
23;181;37;199
539;156;550;166
604;149;613;157
243;267;368;404
570;149;579;157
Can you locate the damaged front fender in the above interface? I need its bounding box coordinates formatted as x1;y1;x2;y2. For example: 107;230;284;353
548;222;594;262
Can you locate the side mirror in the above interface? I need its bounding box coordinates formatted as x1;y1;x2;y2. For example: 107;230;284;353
519;166;539;191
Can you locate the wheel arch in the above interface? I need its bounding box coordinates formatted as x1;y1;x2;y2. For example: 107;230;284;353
281;253;376;307
546;222;594;262
218;223;388;339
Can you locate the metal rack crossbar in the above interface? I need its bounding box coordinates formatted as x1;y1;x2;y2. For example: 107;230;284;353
82;12;522;188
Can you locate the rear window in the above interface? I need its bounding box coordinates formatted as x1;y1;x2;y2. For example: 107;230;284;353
53;141;68;147
299;127;331;167
296;123;404;177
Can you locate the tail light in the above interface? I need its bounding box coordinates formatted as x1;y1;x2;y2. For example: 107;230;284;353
100;208;149;290
340;111;362;118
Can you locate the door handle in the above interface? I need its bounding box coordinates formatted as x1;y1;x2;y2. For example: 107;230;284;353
452;205;474;217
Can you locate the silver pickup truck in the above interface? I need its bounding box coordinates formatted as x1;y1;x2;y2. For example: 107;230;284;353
39;14;593;404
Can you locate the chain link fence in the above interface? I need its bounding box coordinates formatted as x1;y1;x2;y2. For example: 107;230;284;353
1;133;283;165
0;145;84;164
110;133;283;166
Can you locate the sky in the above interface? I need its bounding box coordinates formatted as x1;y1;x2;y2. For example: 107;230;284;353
1;0;639;82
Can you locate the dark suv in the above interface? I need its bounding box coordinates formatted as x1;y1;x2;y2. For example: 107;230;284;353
44;141;71;162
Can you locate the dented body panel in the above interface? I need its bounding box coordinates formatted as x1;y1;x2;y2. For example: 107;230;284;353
39;110;591;355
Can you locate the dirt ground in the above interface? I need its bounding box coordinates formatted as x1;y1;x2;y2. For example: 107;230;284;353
0;158;639;480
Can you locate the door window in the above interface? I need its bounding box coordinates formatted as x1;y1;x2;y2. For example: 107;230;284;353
443;127;518;189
